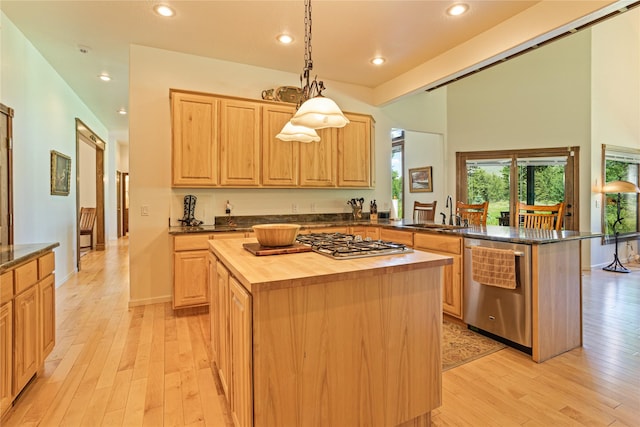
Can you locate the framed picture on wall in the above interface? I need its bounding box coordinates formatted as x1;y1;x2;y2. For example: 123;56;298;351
409;166;433;193
51;150;71;196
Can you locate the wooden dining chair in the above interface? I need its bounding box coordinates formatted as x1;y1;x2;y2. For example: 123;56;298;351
517;202;565;231
79;207;97;249
413;201;437;223
456;201;489;226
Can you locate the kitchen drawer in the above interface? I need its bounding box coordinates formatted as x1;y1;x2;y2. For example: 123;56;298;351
14;260;38;295
0;271;13;305
380;229;413;247
38;252;55;279
414;233;461;255
174;234;212;251
300;226;348;235
212;232;248;239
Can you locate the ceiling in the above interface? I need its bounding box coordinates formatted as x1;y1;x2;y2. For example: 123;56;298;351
1;0;628;138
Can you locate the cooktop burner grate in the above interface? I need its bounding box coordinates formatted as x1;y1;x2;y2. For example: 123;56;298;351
296;233;413;259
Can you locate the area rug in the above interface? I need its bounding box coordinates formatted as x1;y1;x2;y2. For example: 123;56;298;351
442;320;506;371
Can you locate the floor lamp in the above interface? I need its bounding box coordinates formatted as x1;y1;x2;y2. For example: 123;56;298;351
602;180;640;273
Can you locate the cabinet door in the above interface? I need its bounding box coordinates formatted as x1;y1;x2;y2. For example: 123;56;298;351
171;91;219;187
365;226;381;240
299;128;337;187
262;104;299;186
216;261;230;398
39;274;55;361
337;113;372;187
209;253;218;364
173;250;209;309
14;286;39;394
442;255;463;318
229;277;252;427
380;228;413;246
220;99;261;186
0;302;12;417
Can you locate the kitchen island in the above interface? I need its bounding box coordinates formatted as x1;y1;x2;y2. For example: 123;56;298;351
208;238;452;427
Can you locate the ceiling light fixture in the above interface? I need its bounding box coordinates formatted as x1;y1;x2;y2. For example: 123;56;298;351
98;73;111;82
117;108;127;115
154;4;175;17
277;34;294;44
447;3;469;16
276;122;320;143
371;57;386;66
277;0;348;141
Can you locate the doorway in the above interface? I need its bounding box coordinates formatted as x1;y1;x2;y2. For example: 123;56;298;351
0;104;13;246
75;119;106;271
116;171;129;237
456;146;579;230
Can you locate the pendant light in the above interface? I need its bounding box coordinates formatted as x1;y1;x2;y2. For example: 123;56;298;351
276;121;320;143
276;0;348;141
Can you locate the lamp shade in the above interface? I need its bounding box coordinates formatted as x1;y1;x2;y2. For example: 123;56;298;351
276;121;321;143
602;180;640;194
290;96;350;129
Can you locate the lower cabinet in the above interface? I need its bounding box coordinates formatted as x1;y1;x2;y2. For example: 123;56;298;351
0;250;56;419
13;285;39;394
0;302;12;417
229;277;252;427
173;232;250;309
414;233;463;318
210;257;253;427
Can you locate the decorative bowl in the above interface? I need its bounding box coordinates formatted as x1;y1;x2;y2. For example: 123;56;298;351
252;223;301;247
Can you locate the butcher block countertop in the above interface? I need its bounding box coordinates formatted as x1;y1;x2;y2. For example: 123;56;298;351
209;237;452;294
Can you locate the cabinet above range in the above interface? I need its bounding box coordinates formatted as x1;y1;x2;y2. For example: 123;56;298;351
170;89;375;189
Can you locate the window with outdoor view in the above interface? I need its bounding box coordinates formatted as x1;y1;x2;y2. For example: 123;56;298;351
602;145;640;241
391;130;404;219
457;147;579;230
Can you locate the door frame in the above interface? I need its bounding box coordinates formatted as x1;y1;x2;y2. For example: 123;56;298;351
0;103;14;245
456;146;580;230
75;118;106;271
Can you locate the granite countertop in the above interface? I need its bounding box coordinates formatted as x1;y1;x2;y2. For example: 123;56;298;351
0;242;60;272
169;216;602;245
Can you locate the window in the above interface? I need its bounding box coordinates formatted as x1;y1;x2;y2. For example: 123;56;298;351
457;147;579;230
602;145;640;242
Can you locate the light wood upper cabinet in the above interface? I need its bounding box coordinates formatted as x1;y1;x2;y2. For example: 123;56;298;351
337;113;373;188
300;127;337;187
170;91;219;187
262;104;299;186
170;90;375;189
220;99;261;186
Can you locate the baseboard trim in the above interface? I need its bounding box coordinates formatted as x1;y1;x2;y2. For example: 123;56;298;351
128;295;172;307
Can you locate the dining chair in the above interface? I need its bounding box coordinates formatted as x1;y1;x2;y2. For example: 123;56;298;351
456;201;489;226
517;202;565;231
79;207;97;249
413;201;437;223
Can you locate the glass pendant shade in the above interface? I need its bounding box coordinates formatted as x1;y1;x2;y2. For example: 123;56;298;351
290;96;350;129
276;121;321;143
602;180;640;193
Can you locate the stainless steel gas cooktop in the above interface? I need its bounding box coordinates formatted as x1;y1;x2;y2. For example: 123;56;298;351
295;232;413;260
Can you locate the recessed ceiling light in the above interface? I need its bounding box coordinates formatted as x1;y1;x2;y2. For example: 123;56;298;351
117;108;127;115
153;4;175;17
371;57;386;66
98;73;111;82
447;3;469;16
277;34;294;44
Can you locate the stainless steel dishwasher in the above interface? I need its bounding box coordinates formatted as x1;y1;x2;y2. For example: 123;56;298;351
463;237;532;351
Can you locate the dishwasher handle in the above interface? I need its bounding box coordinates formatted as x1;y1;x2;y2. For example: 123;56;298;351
465;245;525;257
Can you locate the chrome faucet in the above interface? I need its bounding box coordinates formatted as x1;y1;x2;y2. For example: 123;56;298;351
445;195;454;225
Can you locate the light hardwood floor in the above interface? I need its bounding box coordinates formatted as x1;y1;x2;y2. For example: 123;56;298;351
2;237;638;426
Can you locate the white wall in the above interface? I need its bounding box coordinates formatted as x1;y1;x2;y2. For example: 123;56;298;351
129;45;437;305
590;7;640;266
1;12;112;286
402;131;445;221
